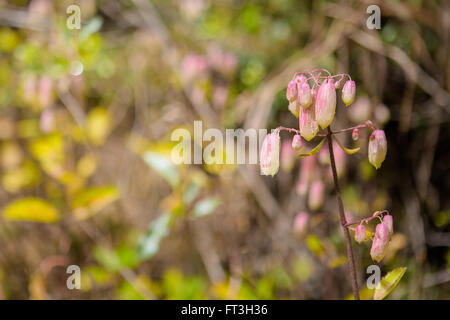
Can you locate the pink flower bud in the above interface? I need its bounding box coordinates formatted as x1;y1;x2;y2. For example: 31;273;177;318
315;79;336;129
365;120;374;131
342;80;356;106
294;212;309;236
288;101;299;118
370;236;388;262
375;222;390;242
299;103;318;141
286;80;298;102
334;80;341;89
260;132;280;176
368;130;387;169
296;75;307;84
308;180;325;211
298;82;312;108
292;134;303;151
352;128;359;141
383;214;393;236
355;224;366;243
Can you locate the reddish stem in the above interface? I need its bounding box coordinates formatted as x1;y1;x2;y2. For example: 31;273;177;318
345;210;389;227
327;127;360;300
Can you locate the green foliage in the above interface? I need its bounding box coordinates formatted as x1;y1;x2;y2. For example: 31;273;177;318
374;267;407;300
2;197;59;223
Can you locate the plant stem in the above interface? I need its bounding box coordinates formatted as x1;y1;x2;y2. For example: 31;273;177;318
326;127;360;300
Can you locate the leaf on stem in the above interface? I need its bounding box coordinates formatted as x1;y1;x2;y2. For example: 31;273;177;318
298;138;326;158
373;267;407;300
334;136;360;155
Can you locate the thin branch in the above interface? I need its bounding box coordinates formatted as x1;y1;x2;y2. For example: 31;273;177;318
327;127;360;299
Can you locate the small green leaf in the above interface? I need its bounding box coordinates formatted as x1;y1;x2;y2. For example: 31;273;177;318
374;267;407;300
334;136;360;154
2;197;59;223
143;151;179;188
72;186;118;219
137;213;172;260
193;197;220;217
80;16;103;41
306;234;325;257
298;138;326;158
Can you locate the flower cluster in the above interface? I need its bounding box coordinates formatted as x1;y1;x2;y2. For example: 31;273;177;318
260;69;387;177
352;212;394;263
259;69;393;296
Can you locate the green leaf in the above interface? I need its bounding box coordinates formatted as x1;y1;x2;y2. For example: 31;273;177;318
143;151;180;188
2;197;59;223
298;138;326;158
193;197;220;217
306;234;325;257
137;213;172;260
93;246;122;271
334;136;360;154
374;267;407;300
80;16;103;41
72;186;119;219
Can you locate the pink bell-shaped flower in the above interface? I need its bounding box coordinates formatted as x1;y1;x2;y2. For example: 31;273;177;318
383;214;393;236
298;82;312;109
260;131;281;176
315;78;336;129
292;134;303;152
299;104;318;141
355;224;366;243
368;129;387;169
342;80;356;106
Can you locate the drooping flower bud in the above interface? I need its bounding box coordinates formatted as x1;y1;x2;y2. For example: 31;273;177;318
365;120;374;131
383;214;393;236
368;130;387;169
298;82;312;109
296;74;307;84
342;80;356;106
375;222;390;242
370;236;388;262
334;80;341;89
315;79;336;129
286;80;298;102
299;103;318;141
352;128;359;141
308;180;325;211
370;222;391;262
294;212;309;236
355;224;366;243
260;131;280;176
292;134;303;152
288;101;299;118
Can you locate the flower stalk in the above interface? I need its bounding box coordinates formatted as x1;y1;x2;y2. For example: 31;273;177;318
327;127;360;300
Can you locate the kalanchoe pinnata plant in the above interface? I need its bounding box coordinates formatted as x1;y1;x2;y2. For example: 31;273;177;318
260;69;393;300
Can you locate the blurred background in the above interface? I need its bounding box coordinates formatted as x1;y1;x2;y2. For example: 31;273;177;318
0;0;449;299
